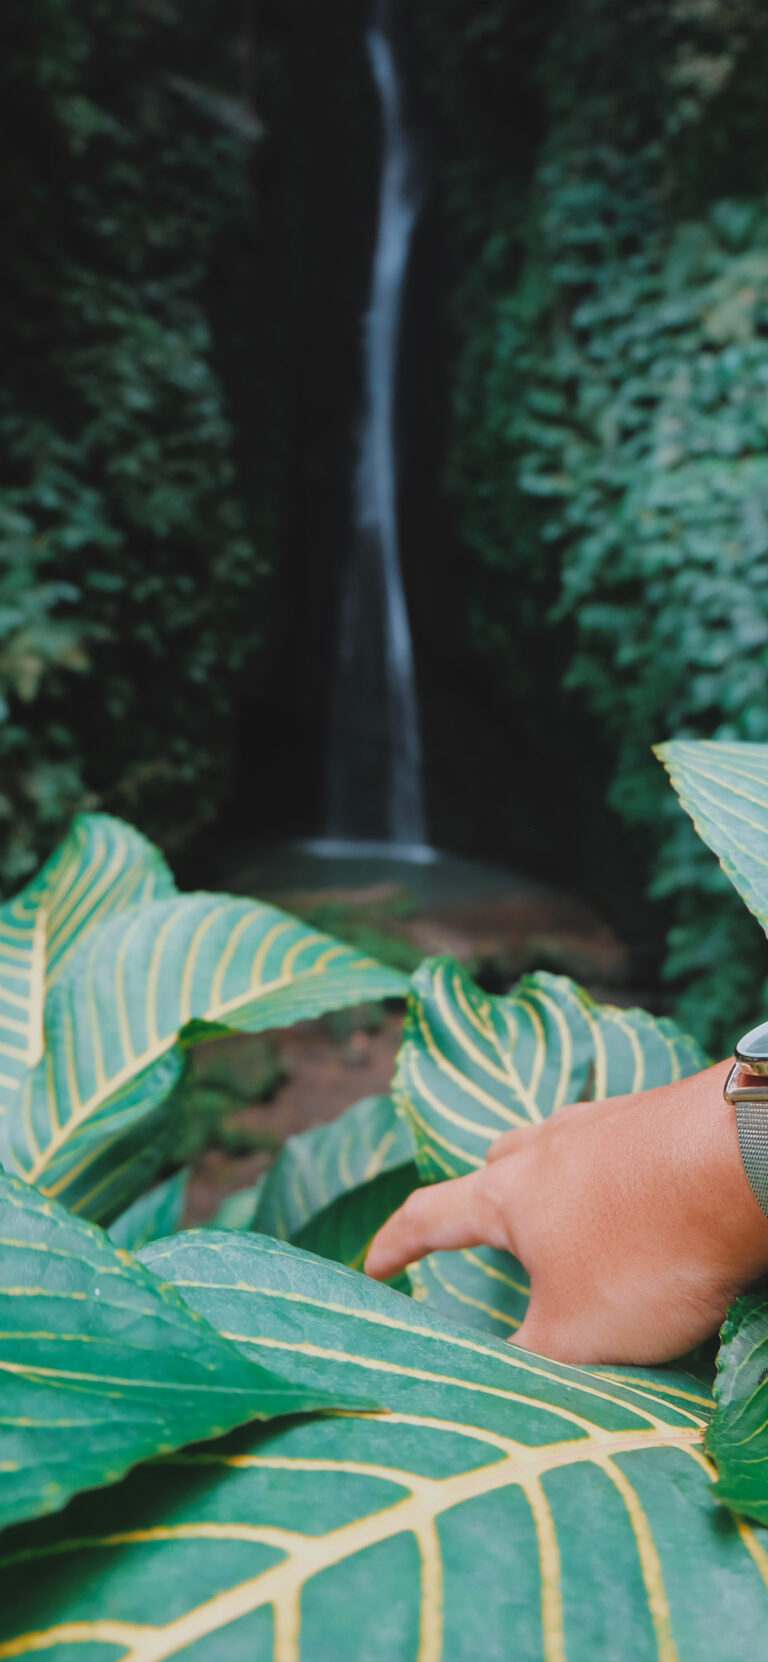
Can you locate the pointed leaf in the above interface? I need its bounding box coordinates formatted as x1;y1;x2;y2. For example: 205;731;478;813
0;815;174;1120
395;958;707;1182
706;1285;768;1524
294;1164;420;1277
254;1093;416;1241
1;897;408;1222
0;1176;356;1533
657;739;768;932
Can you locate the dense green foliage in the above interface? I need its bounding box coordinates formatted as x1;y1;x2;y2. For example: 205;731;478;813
418;0;768;1046
8;0;768;1053
0;0;269;888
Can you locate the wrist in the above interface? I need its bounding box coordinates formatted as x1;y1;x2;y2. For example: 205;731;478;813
709;1060;768;1284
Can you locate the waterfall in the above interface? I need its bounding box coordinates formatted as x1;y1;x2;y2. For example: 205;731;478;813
325;0;430;858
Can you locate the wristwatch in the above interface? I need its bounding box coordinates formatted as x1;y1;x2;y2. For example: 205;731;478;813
725;1020;768;1217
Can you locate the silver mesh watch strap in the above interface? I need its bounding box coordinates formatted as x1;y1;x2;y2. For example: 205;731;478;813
736;1100;768;1219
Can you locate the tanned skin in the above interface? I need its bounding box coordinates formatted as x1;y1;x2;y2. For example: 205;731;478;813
365;1061;768;1364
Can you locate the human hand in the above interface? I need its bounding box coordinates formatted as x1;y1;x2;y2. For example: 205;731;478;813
365;1061;768;1364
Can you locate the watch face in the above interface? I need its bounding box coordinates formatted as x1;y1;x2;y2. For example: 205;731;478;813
735;1019;768;1071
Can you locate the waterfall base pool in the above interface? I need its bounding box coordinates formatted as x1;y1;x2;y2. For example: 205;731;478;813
226;841;530;910
297;837;437;866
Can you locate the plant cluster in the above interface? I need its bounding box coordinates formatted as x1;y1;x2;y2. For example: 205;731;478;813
423;0;768;1048
0;0;269;889
0;742;768;1653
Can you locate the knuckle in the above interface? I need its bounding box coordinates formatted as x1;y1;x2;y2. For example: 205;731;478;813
399;1188;426;1228
480;1180;512;1250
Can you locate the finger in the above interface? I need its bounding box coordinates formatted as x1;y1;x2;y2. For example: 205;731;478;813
365;1167;508;1282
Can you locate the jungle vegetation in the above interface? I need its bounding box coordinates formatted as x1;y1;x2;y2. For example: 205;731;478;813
2;0;768;1040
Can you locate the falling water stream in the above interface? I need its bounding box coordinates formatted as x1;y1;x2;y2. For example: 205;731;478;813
323;0;431;861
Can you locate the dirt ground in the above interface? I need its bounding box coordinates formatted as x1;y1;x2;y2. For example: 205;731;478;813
184;1012;404;1223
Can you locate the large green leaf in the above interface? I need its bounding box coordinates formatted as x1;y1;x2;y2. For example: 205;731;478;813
657;739;768;931
253;1093;416;1241
0;815;174;1121
0;890;408;1223
294;1165;419;1284
0;1176;355;1535
706;1286;768;1525
395;959;707;1182
4;1230;762;1661
108;1167;189;1251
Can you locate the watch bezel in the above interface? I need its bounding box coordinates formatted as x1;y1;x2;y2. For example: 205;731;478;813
734;1018;768;1072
